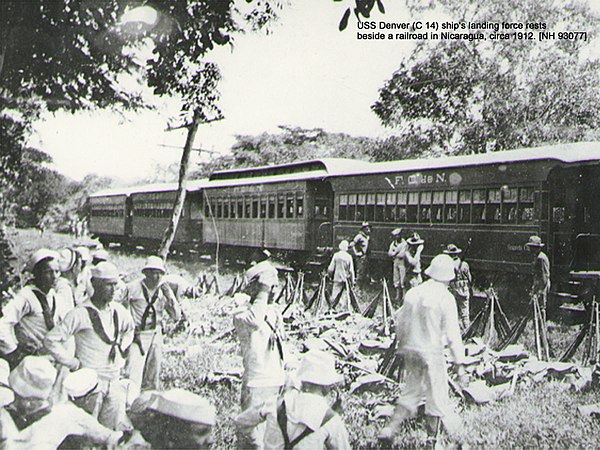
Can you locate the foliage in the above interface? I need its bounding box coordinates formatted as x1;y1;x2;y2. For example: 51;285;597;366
191;126;378;177
371;0;600;157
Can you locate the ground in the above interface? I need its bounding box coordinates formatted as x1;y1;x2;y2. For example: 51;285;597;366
6;229;600;448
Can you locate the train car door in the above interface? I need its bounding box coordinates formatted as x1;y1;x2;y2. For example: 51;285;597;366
125;196;133;239
308;181;334;249
576;165;600;236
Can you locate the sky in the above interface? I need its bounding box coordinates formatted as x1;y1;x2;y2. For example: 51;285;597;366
29;0;416;183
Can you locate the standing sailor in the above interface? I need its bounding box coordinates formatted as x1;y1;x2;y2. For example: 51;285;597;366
388;228;408;305
121;256;181;392
350;222;372;287
444;244;472;331
526;235;551;323
327;240;355;310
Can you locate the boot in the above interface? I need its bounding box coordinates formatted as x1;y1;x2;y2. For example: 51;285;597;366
378;405;410;441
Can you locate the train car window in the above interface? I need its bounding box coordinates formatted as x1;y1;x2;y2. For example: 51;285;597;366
347;194;357;221
502;188;518;223
230;199;237;219
419;192;432;223
245;198;252;219
407;192;419;222
365;193;376;221
286;194;295;218
385;193;396;222
472;189;486;223
356;194;366;221
339;194;348;221
457;191;470;223
252;198;259;218
277;195;285;219
518;187;535;224
445;191;458;223
204;199;211;218
432;191;444;223
237;199;243;219
224;199;230;219
486;189;501;224
268;196;276;219
260;198;267;219
375;193;386;222
296;194;304;217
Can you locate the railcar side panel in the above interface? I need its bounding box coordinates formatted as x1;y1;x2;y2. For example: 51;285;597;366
88;194;127;239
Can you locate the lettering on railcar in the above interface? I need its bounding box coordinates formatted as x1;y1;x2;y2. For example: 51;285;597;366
385;171;455;188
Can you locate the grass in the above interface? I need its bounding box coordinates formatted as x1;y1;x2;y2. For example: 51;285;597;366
7;229;600;448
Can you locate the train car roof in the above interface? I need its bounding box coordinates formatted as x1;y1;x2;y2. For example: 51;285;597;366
347;141;600;177
204;158;369;188
89;179;208;198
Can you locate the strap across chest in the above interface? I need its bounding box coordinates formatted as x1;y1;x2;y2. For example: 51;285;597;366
140;283;162;331
276;400;335;450
31;288;56;330
84;306;126;362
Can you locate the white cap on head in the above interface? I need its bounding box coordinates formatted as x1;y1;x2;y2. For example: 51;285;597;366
63;368;98;398
143;256;166;273
27;249;59;272
91;262;119;282
92;248;109;262
338;240;349;251
58;248;78;273
75;246;92;263
133;388;216;426
9;356;57;400
297;350;344;386
424;254;456;282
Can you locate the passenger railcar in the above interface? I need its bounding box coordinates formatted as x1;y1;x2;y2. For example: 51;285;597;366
329;142;600;282
88;189;131;245
201;160;364;259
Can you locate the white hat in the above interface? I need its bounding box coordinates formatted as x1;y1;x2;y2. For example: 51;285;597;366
525;235;545;247
63;368;98;398
91;262;119;282
92;248;109;262
143;256;166;273
75;246;92;263
338;240;349;251
27;249;59;272
140;389;216;426
424;254;456;282
58;248;78;272
0;359;14;407
391;228;402;236
297;350;344;386
9;356;57;400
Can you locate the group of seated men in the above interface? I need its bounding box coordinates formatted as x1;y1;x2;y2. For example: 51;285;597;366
0;246;214;448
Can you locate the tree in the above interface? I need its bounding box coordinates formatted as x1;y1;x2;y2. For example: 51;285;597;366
371;0;600;158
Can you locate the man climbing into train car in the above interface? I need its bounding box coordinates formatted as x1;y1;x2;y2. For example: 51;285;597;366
379;254;466;447
388;228;408;306
44;262;135;430
350;222;372;287
234;248;285;449
0;249;72;369
526;235;551;324
444;244;472;331
120;256;181;393
327;240;355;311
404;233;424;289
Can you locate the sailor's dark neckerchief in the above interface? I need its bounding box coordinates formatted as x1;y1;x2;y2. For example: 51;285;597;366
84;306;126;362
30;287;56;330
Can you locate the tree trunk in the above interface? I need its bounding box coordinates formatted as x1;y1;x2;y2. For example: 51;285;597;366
158;110;201;260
